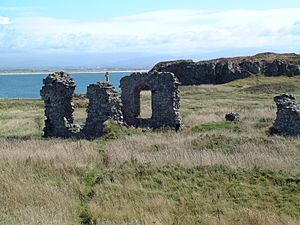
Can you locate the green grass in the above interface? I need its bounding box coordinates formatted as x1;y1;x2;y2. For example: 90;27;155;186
191;121;240;132
0;98;44;109
0;75;300;224
102;120;143;141
88;163;300;224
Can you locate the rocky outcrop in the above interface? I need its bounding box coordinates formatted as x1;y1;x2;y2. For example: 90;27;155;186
273;94;300;136
150;53;300;85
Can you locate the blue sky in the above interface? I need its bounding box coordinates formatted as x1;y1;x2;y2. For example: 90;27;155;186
2;0;300;19
1;0;300;69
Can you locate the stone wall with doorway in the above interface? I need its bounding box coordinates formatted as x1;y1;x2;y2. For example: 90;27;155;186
120;71;180;128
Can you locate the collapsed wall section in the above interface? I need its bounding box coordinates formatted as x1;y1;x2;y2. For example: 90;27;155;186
273;93;300;136
40;72;122;139
83;82;123;138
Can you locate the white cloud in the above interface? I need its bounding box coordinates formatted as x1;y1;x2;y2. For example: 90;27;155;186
1;9;300;54
0;16;10;25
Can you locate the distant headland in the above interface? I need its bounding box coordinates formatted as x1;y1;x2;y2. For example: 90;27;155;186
0;68;148;75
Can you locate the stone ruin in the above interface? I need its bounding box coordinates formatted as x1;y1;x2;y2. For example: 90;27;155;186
273;93;300;136
40;72;75;138
40;71;122;139
40;71;300;138
40;71;180;139
120;71;180;128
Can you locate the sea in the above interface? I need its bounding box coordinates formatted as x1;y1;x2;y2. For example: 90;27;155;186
0;72;134;99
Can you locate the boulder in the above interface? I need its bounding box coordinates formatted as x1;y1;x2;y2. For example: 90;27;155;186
225;112;240;122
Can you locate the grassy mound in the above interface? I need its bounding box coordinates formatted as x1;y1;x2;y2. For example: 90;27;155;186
244;83;298;94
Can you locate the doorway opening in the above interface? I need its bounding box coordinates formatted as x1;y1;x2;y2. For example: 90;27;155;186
139;90;152;118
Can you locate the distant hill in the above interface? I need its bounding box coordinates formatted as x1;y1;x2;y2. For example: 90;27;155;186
150;52;300;85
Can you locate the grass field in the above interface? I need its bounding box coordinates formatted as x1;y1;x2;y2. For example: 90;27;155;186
0;75;299;225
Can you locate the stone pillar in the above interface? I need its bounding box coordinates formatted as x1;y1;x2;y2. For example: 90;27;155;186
40;71;76;138
273;93;300;136
83;82;123;139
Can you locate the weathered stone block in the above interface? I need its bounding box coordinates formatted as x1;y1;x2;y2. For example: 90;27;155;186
225;112;240;122
273;93;300;136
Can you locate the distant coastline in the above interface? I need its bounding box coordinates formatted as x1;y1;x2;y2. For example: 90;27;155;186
0;68;148;75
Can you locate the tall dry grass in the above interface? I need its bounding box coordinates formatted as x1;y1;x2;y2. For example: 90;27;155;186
106;81;299;173
0;138;102;225
104;131;299;173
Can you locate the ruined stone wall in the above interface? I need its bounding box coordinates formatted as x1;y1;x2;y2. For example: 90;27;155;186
120;71;180;129
40;71;76;138
273;93;300;136
82;82;123;138
41;71;180;138
41;72;122;139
